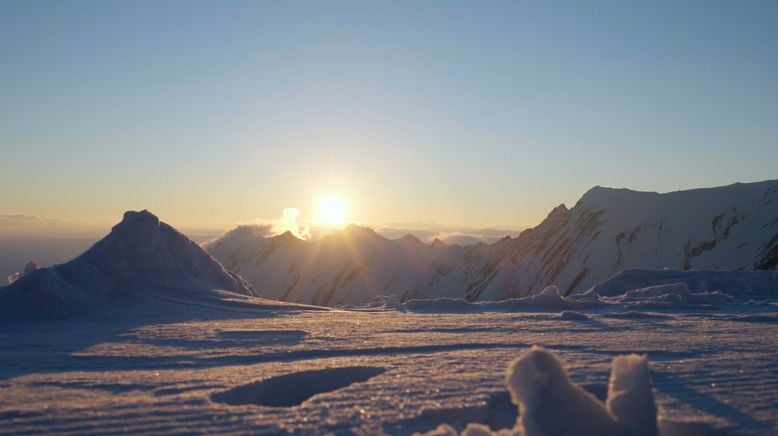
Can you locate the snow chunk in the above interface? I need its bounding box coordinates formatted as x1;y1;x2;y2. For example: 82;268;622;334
430;346;660;436
553;310;590;321
462;423;516;436
378;294;404;309
421;424;458;436
607;355;658;436
622;282;690;300
600;281;734;310
507;346;622;436
521;286;568;310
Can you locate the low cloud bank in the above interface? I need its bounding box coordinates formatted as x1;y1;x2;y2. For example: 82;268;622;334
426;232;492;246
0;214;104;236
210;213;522;247
376;224;523;246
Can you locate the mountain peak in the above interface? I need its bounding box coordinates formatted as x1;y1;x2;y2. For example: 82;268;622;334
430;238;448;250
575;186;658;210
105;210;164;258
401;233;422;243
1;210;255;320
339;224;377;238
121;209;159;225
274;230;303;244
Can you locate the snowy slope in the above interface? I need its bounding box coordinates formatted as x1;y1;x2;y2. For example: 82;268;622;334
480;179;778;298
1;291;777;434
207;180;778;305
207;225;445;306
0;210;256;319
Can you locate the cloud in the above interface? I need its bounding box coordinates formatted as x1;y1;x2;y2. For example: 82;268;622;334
0;214;103;236
425;231;490;246
271;208;310;239
236;208;311;240
374;223;523;246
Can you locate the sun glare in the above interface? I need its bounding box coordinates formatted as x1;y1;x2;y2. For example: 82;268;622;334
317;195;349;227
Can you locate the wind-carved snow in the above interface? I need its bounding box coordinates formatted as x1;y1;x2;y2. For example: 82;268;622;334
1;290;776;433
207;180;778;306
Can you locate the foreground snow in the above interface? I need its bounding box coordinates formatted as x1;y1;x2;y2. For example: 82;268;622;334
1;287;776;434
428;347;658;436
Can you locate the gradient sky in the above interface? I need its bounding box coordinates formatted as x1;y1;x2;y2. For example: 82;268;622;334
2;0;777;231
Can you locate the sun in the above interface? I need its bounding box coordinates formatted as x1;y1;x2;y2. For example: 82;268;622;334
317;195;349;227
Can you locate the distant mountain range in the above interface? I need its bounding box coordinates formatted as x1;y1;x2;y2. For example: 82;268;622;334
206;180;778;306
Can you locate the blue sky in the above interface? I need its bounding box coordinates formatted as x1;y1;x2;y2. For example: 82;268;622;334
1;0;776;229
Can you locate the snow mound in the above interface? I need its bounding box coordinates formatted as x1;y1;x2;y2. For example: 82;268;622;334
373;279;744;313
0;210;255;320
587;269;778;298
554;310;590;321
381;286;600;313
427;346;659;436
595;281;735;310
622;282;690;300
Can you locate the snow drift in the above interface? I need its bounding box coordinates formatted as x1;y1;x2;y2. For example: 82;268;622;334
0;210;255;320
362;281;743;313
587;268;778;298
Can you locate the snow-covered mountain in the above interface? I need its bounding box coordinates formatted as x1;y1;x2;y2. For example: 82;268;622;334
207;180;778;305
0;210;255;319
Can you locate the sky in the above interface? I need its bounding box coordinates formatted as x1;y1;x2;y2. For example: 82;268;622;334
1;0;777;233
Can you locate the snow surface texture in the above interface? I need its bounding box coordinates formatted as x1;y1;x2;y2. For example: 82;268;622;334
206;180;778;306
0;210;255;319
2;295;775;434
